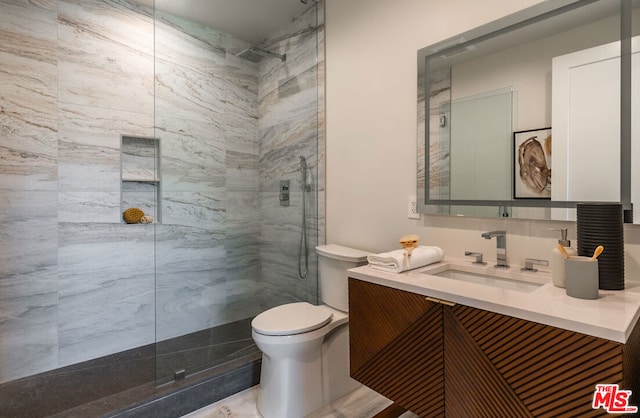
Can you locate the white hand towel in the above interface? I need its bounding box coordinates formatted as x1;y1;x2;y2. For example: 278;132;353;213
367;246;444;273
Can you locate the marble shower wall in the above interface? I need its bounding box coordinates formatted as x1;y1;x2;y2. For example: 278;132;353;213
1;0;64;383
152;11;260;341
154;4;325;340
257;3;325;309
56;0;156;368
0;0;322;384
0;0;158;381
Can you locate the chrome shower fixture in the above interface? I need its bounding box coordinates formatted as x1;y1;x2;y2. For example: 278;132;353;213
299;155;312;192
298;156;312;279
235;46;286;63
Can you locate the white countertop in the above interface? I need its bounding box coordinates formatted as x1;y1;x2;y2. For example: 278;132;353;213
348;257;640;343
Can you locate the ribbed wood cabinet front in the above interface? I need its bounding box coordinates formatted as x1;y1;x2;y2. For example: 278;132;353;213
349;278;639;417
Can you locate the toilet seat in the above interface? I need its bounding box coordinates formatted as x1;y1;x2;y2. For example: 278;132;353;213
252;302;332;336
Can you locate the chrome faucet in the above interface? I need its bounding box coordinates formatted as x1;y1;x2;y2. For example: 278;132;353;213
481;230;508;268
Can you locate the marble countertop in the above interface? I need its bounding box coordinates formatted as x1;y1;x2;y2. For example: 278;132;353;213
348;256;640;344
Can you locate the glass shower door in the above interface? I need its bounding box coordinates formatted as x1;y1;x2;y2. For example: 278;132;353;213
152;0;321;385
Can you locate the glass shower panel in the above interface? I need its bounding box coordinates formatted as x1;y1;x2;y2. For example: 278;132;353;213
632;0;640;223
152;2;321;385
2;0;158;413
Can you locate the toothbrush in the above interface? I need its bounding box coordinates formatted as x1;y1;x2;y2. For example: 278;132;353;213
591;245;604;261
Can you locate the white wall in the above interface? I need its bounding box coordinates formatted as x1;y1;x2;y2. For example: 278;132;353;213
325;0;640;281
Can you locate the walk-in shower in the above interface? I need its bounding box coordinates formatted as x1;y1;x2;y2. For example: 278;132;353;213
0;0;322;415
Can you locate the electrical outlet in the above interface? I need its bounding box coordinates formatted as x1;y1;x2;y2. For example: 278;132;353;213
408;196;420;219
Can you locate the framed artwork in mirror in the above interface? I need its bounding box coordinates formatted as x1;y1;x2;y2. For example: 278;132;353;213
513;128;552;199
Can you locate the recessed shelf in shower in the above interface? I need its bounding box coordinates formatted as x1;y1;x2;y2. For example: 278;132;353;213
120;135;161;223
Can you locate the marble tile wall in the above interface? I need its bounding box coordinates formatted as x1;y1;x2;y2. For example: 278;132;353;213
153;11;259;341
0;0;322;385
222;46;263;325
55;0;156;368
257;3;324;309
153;3;326;335
0;0;60;383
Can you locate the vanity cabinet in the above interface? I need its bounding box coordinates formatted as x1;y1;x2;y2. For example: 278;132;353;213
348;278;640;417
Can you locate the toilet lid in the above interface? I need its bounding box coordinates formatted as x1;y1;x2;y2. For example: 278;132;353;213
252;302;332;336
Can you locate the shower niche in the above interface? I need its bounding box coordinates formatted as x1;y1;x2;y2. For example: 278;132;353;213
120;135;161;223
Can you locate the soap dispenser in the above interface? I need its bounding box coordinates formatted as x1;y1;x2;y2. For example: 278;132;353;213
551;228;577;288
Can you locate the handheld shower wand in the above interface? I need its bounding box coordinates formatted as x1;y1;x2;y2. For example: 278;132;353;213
298;156;312;279
300;156;312;192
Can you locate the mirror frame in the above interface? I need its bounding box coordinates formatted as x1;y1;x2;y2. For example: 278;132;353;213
417;0;634;220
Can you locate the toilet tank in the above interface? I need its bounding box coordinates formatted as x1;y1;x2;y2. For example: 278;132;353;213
316;244;369;312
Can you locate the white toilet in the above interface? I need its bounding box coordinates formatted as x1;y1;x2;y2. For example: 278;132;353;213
251;244;370;418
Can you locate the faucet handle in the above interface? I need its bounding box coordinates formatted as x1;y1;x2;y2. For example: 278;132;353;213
465;251;486;265
521;258;549;272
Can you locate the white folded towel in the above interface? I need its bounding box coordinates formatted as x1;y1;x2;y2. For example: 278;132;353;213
367;246;444;273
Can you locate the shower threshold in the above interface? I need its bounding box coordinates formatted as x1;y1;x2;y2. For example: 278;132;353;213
0;318;261;418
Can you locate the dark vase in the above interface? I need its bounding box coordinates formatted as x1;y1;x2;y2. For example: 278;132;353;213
576;203;624;290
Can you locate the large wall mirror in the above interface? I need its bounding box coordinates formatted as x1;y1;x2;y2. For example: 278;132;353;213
417;0;640;222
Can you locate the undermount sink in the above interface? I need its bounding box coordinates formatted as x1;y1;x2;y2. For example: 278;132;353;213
432;269;544;293
420;261;548;293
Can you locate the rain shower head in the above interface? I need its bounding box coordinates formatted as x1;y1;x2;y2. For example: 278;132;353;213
236;46;286;63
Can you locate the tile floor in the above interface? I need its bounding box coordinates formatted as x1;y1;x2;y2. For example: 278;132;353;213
183;384;419;418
